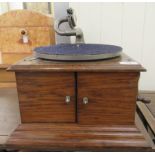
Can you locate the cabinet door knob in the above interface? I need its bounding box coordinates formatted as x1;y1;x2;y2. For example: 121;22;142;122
83;97;88;104
65;96;71;104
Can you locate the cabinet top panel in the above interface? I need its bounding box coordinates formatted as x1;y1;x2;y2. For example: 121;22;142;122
8;53;146;72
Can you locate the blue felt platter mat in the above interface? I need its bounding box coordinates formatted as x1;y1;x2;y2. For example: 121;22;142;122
34;44;122;55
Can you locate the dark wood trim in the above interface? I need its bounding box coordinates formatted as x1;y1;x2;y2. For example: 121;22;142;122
7;53;146;72
6;123;150;151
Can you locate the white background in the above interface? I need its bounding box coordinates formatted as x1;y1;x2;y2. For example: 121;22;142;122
70;2;155;91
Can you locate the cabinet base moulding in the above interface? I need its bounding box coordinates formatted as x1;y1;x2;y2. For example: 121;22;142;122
6;123;150;151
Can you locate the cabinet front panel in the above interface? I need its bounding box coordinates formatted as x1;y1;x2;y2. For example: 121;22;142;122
16;72;75;123
78;72;139;125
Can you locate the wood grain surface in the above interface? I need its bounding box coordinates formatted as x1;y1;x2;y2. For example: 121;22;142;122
0;10;55;65
0;27;53;54
0;10;53;27
0;68;16;88
0;69;15;82
6;53;149;151
6;123;150;151
78;72;139;125
16;72;76;123
8;53;146;72
0;10;55;88
1;53;32;65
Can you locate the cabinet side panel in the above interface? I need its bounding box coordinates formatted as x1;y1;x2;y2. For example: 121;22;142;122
16;72;76;123
78;72;140;125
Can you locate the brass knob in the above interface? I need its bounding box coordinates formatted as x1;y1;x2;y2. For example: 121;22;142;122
20;29;29;44
83;97;88;104
20;29;28;35
65;96;70;104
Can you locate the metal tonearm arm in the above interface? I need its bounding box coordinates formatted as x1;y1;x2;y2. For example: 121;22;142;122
54;17;77;36
54;8;85;43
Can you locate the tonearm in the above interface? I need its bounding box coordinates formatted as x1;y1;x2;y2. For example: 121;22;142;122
54;8;85;44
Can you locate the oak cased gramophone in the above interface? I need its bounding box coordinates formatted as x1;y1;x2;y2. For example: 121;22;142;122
6;8;151;151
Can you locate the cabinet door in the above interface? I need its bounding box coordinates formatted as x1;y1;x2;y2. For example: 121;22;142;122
16;72;75;123
78;72;139;125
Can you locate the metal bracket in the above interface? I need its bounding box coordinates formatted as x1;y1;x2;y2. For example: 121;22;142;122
54;8;85;44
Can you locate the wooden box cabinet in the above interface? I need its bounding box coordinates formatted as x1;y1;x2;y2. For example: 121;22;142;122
0;10;55;88
5;53;152;151
16;72;138;125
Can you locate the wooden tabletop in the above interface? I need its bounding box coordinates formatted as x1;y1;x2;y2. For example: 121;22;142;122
8;53;146;72
0;64;11;69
